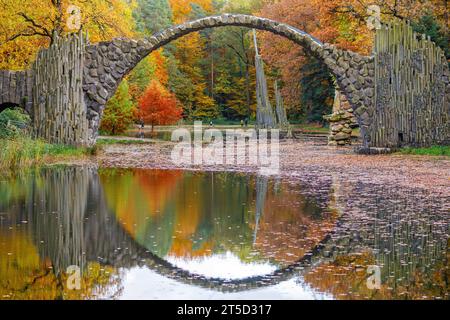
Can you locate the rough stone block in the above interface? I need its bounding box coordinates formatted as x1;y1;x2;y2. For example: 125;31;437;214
334;132;351;141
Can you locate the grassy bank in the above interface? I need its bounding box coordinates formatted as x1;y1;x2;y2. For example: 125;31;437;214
293;124;329;134
397;145;450;156
0;137;97;171
0;108;98;171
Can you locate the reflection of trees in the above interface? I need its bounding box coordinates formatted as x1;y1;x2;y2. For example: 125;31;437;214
304;183;449;300
100;170;255;259
253;176;268;244
31;167;88;275
2;166;446;298
2;166;336;296
0;166;123;300
99;169;338;268
251;177;338;266
99;168;182;258
0;178;24;208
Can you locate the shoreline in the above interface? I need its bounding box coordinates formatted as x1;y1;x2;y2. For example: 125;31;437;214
9;139;448;196
92;139;450;193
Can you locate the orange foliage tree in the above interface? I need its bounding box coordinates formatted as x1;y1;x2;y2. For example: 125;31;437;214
137;80;183;132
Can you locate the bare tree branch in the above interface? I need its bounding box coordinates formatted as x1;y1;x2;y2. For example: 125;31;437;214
17;13;51;37
226;43;248;64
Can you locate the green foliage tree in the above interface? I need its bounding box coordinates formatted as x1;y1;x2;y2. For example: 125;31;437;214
133;0;173;35
412;13;450;60
128;0;174;106
128;57;159;104
298;58;334;124
100;80;136;136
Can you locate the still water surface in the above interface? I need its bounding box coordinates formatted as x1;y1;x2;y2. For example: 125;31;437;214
0;166;448;299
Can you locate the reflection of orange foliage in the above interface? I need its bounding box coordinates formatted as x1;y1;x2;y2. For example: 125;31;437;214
135;169;183;216
0;228;120;300
168;175;213;258
169;238;214;259
101;169;183;237
101;170;215;258
304;252;377;300
0;228;47;299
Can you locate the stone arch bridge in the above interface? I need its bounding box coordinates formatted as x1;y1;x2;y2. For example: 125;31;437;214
0;14;448;150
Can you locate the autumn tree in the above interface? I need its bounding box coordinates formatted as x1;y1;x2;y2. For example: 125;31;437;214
214;0;265;119
0;0;136;70
256;0;333;120
167;0;219;120
100;80;136;136
128;49;169;103
138;80;183;132
256;0;449;123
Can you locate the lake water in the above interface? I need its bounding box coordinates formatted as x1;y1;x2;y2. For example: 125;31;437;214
0;166;448;300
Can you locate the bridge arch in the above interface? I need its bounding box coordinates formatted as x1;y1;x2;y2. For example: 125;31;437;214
84;14;375;145
0;102;19;114
0;70;33;115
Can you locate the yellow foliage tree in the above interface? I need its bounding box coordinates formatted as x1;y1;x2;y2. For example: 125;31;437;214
0;0;136;70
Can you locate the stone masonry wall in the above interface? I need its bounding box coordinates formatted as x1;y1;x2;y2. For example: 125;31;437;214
325;91;358;146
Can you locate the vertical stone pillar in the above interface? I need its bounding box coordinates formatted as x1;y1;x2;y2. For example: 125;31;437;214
32;31;89;146
324;90;358;146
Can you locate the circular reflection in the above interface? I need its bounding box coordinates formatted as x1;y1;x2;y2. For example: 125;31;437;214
99;168;338;278
166;252;278;279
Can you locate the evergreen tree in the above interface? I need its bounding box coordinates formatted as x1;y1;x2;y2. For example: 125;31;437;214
127;57;155;103
412;14;450;60
134;0;173;35
298;58;334;124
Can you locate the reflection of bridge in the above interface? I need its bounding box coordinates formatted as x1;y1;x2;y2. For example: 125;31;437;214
7;166;449;294
86;208;354;293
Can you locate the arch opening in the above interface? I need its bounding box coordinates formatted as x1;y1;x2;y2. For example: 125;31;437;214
0;102;21;114
83;14;375;145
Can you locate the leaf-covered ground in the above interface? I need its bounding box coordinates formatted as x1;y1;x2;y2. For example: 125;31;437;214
95;139;449;196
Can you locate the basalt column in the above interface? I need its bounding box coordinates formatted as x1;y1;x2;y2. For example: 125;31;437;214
32;31;89;146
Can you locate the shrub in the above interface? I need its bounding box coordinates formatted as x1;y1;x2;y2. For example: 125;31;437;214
0;108;31;139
